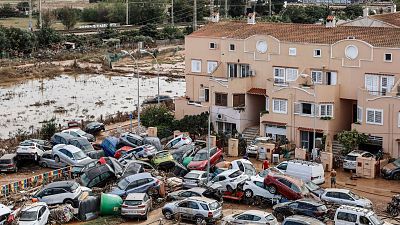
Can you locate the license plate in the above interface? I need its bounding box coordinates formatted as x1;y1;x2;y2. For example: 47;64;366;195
186;179;196;183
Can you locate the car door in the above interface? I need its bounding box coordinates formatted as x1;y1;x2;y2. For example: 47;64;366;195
297;202;314;217
235;214;254;224
335;211;357;225
37;188;54;204
339;193;356;206
59;149;72;165
187;201;200;221
125;180;139;195
209;148;219;165
277;178;293;198
217;175;227;188
323;191;340;204
51;188;69;204
38;206;47;225
253;181;273;198
177;201;190;219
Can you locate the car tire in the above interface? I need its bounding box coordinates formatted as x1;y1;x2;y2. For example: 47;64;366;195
275;212;285;221
268;185;277;194
54;155;60;163
64;199;74;207
41;162;48;168
195;216;205;225
244;189;253;198
393;172;400;180
163;209;174;220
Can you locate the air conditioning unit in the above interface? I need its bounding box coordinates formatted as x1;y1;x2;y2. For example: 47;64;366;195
216;113;225;121
249;69;256;76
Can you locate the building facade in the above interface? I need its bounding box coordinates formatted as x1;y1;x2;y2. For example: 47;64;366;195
175;21;400;158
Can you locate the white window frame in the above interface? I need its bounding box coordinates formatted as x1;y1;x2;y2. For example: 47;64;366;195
294;102;316;117
366;108;383;125
398;112;400;128
191;59;201;73
229;44;235;51
320;104;333;117
311;71;323;84
384;53;392;62
273;67;298;84
289;48;297;56
314;49;321;58
265;96;270;112
273;67;285;84
357;106;362;123
209;42;217;49
272;99;288;114
286;68;298;82
207;61;218;74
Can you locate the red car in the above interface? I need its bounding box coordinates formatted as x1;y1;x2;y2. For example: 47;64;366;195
187;147;223;171
114;146;134;159
264;173;309;200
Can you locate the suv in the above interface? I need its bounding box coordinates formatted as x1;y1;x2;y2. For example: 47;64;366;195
0;154;18;172
33;181;90;208
162;196;223;224
121;193;152;219
381;158;400;180
334;205;391;225
50;132;75;145
246;137;272;156
343;150;374;171
272;199;328;221
320;188;373;209
282;215;325;225
16;142;45;161
20;139;52;151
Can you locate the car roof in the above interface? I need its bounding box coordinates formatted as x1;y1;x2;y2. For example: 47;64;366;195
287;159;321;166
54;132;75;139
295;199;323;206
103;136;119;145
242;210;272;216
271;173;303;185
337;205;373;215
122;133;143;139
187;196;216;203
58;145;82;153
70;137;90;143
324;188;350;193
0;154;16;159
284;215;325;224
232;159;252;164
125;172;152;182
85;164;113;179
45;180;77;189
218;169;240;176
348;150;369;156
23;202;47;212
125;193;147;200
187;187;207;193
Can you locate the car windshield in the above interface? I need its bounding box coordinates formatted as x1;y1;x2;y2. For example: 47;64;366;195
345;155;357;161
70;182;79;191
393;158;400;167
209;201;220;210
124;200;143;206
80;174;90;186
0;159;11;164
75;130;86;136
117;178;130;190
243;163;256;176
349;191;360;200
369;213;384;225
229;170;243;178
193;152;207;161
73;151;87;160
172;152;184;161
72;166;83;173
185;173;200;179
19;210;38;221
305;181;320;191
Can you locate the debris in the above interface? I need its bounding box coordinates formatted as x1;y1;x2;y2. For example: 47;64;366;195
49;204;74;224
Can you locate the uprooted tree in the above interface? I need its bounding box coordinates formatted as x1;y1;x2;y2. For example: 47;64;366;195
337;129;368;155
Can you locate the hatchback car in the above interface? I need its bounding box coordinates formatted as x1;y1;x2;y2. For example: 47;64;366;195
109;173;162;197
320;188;373;209
84;121;105;134
264;173;309;200
182;170;209;189
282;215;326;225
121;193;152;219
151;151;175;169
208;169;249;192
62;128;95;142
80;164;116;188
243;176;280;202
343;150;374;171
119;133;144;148
168;187;209;201
162;197;222;224
165;134;192;150
222;210;278;225
20;139;52;151
33;181;90;208
187;147;223;171
19;202;50;225
52;144;91;166
0;153;18;172
273;199;328;221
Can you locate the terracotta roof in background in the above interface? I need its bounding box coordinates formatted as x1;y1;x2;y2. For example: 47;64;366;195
190;21;400;47
371;12;400;28
247;88;266;96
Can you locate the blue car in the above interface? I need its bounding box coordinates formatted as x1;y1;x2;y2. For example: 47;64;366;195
109;173;161;197
101;137;120;157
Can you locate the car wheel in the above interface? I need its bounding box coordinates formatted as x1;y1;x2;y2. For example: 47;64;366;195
64;199;74;206
163;209;173;220
244;189;253;198
268;185;277;194
226;185;234;193
275;212;285;221
41;162;48;168
195;216;205;225
54;155;60;163
393;172;400;180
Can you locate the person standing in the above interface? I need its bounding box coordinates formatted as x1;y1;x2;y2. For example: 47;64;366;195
262;159;269;170
330;169;337;188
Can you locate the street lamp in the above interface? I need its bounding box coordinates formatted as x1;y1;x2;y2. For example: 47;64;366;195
189;101;211;183
140;49;160;105
121;50;141;128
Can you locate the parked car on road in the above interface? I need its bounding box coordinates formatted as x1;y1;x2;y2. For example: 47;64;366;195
0;153;18;172
52;144;91;166
221;210;278;225
18;202;50;225
320;188;373;209
243;176;280;202
275;160;325;184
343;150;374;171
16;142;45;161
273;199;328;221
62;128;95;142
282;215;325;225
32;181;90;208
182;170;209;189
208;169;249;192
381;158;400;180
80;164;117;188
84;121;105;134
101;137;120;157
165;134;192;150
334;205;391;225
109;173;162;197
264;173;309;200
187;147;223;171
39;151;67;168
151;151;175;169
121;193;152;219
162;197;222;224
246;137;272;156
229;159;257;177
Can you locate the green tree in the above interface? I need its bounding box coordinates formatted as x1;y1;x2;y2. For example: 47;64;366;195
107;2;125;23
337;129;368;155
6;27;36;53
58;7;78;30
0;28;10;52
140;105;175;128
343;5;363;20
228;0;246;18
139;23;158;38
36;9;55;29
98;24;118;39
0;4;17;18
35;27;62;47
128;0;165;25
40;119;58;140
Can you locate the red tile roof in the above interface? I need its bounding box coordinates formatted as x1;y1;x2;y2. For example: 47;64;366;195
247;88;266;96
190;21;400;47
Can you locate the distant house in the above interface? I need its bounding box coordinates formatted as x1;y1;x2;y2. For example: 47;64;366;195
340;10;400;28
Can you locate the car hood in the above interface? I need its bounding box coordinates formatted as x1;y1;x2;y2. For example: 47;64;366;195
221;214;235;222
109;187;125;196
188;160;207;168
383;163;397;171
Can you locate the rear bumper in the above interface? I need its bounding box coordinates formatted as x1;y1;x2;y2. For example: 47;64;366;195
205;213;223;222
16;153;37;160
0;167;16;172
121;209;147;216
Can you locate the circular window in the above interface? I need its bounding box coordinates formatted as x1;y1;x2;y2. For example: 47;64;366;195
256;40;268;54
345;45;358;60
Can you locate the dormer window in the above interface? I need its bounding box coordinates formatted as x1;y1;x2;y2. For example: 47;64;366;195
209;42;217;49
385;53;392;62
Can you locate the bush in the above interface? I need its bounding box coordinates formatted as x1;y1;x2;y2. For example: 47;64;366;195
40;119;57;140
337;129;368;155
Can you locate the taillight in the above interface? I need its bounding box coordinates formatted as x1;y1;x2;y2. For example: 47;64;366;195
7;164;13;167
155;180;160;185
137;205;146;208
182;137;186;140
122;204;128;208
208;212;213;218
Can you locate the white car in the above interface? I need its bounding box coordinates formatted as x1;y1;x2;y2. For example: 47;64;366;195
246;137;272;155
229;159;257;177
0;204;11;224
182;170;209;189
222;210;278;225
16;142;45;161
334;205;392;225
208;169;249;192
121;193;152;219
320;188;373;209
165;134;192;149
242;176;281;202
18;202;50;225
343;150;374;171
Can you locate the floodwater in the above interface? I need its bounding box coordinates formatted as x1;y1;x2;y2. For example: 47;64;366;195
0;74;186;138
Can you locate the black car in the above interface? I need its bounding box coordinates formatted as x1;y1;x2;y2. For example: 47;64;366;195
272;199;328;221
381;158;400;180
172;161;189;177
142;95;172;105
71;159;97;177
84;122;105;135
119;133;162;151
80;164;116;188
171;145;196;163
50;132;75;146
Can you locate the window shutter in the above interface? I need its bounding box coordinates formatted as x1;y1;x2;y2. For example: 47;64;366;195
273;99;279;112
320;105;326;117
357;106;362;122
365;75;379;95
294;102;301;114
367;110;374;123
199;88;205;102
398;112;400;128
282;100;287;113
375;111;382;124
330;72;337;85
286;68;298;82
265;96;270;111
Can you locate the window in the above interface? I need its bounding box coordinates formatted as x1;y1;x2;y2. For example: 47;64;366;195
366;108;383;125
265;96;269;111
360;216;370;225
286;68;298;81
365;74;394;96
228;63;250;78
274;67;285;84
209;42;217;49
229;44;235;51
339;193;353;200
320;104;333;117
385;53;392;62
294;102;316;116
272;99;287;114
311;71;323;84
215;93;228;106
273;67;298;84
337;212;357;222
289;48;296;56
207;61;218;74
357;106;362;123
191;59;201;73
314;49;321;57
199;87;209;102
301;103;313;115
326;191;339;198
233;94;245;107
200;203;209;210
187;201;199;209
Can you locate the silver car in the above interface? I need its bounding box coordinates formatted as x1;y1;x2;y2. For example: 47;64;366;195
39;151;67;168
221;210;278;225
121;193;152;219
162;196;223;224
183;170;209;189
320;188;373;209
52;144;92;166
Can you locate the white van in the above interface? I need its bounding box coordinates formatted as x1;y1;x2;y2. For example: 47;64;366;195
275;160;325;184
334;205;392;225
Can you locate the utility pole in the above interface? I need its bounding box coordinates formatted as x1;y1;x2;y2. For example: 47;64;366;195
39;0;42;29
28;0;32;31
126;0;129;25
210;0;214;16
194;0;197;31
269;0;272;17
225;0;228;18
171;0;174;26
